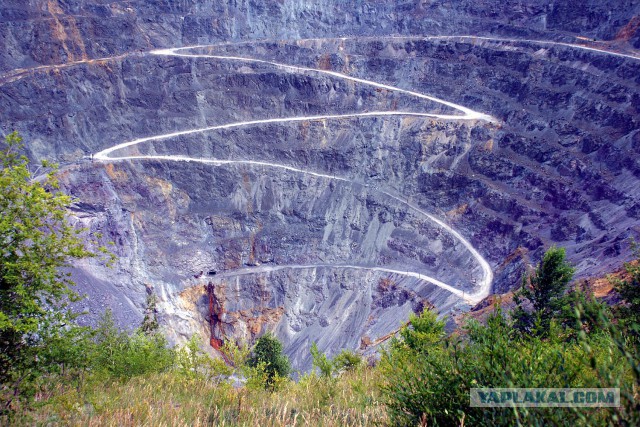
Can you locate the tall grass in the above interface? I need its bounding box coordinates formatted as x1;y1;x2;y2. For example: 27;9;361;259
12;367;386;426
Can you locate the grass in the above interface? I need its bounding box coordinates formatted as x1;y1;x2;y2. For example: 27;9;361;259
12;367;387;426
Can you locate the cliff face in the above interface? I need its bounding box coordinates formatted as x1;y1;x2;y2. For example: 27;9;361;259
1;1;639;369
2;0;640;73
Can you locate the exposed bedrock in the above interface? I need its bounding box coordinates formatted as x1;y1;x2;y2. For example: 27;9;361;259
1;0;639;72
1;32;640;369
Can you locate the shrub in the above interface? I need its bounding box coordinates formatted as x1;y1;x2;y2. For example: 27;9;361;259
90;310;174;380
613;242;640;331
0;132;102;411
247;332;290;389
310;342;363;379
380;304;637;426
310;342;334;378
176;335;232;383
332;350;362;373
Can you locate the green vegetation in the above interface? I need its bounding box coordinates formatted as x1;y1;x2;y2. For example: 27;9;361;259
0;132;98;412
140;292;160;334
311;342;362;379
380;307;637;426
613;242;640;329
1;131;639;425
247;332;291;389
12;364;385;426
89;310;174;380
512;246;575;336
332;349;362;373
380;247;640;426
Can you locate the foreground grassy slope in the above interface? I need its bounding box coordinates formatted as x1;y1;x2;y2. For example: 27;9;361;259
14;368;385;426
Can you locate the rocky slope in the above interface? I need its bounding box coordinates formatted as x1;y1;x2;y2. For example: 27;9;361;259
1;1;639;370
2;0;640;73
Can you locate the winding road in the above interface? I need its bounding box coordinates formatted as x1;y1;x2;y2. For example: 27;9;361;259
1;35;638;86
8;36;637;305
93;43;496;305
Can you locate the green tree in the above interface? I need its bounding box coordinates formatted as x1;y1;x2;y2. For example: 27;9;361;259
397;308;446;353
513;246;575;336
175;335;230;382
247;332;290;388
380;306;633;426
331;349;361;373
90;309;174;380
613;242;640;331
558;283;611;339
0;132;97;410
310;342;333;378
91;310;127;377
141;292;160;334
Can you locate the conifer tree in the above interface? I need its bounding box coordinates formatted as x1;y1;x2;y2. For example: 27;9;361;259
141;292;160;334
513;246;575;336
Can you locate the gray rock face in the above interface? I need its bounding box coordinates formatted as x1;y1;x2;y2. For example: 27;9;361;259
1;1;639;370
2;0;639;72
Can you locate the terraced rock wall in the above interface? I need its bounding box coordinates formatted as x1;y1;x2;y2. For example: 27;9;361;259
2;0;639;73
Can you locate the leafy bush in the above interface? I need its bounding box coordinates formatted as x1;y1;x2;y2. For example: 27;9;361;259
90;310;174;380
380;307;635;426
332;350;362;374
140;293;160;334
310;343;362;379
380;247;639;426
247;333;290;389
310;342;334;378
175;335;234;383
0;132;103;411
613;242;640;331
